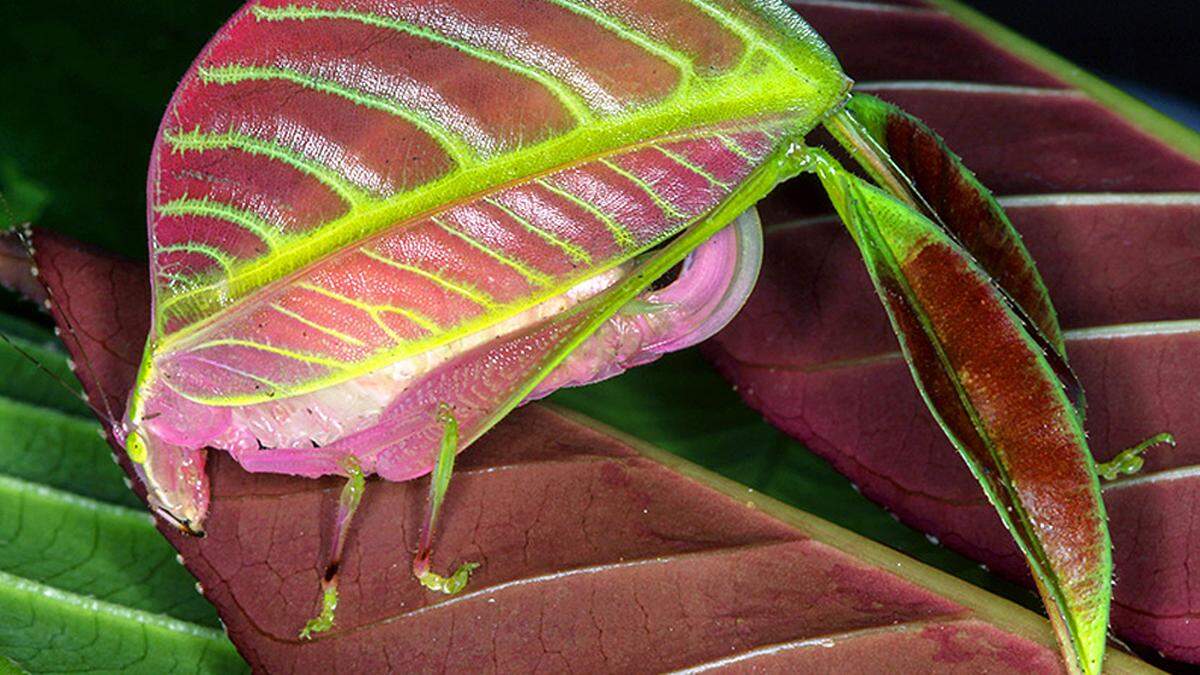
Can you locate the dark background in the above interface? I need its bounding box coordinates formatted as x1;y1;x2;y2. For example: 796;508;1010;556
967;0;1199;123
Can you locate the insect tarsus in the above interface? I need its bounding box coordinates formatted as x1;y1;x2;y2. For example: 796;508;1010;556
412;403;479;595
298;405;478;638
300;455;366;639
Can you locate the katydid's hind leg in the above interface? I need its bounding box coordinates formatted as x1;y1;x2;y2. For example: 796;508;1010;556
412;404;479;595
1097;432;1176;481
300;456;366;639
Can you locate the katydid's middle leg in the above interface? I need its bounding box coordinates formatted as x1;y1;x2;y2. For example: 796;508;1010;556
300;456;366;639
412;404;478;594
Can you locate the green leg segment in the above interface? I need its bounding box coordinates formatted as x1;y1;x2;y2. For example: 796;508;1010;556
412;404;479;595
1097;432;1175;481
300;456;366;639
824;106;925;215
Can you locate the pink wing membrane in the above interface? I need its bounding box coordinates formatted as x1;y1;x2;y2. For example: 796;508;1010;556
157;126;782;403
229;310;594;479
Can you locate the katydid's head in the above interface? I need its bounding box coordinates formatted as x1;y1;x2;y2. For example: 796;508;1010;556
121;367;212;536
121;427;210;536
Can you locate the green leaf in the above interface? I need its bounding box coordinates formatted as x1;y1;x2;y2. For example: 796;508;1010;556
0;339;245;672
0;316;88;417
0;570;239;674
0;161;50;229
0;398;135;507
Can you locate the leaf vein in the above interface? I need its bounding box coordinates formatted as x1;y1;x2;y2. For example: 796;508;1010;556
252;5;596;122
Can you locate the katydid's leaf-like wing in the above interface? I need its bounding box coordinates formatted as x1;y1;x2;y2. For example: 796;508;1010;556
710;0;1200;664
813;160;1107;674
146;0;847;407
155;127;788;406
10;231;1160;674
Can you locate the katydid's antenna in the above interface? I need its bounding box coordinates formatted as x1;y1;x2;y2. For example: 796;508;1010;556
14;226;120;430
0;330;89;403
0;192;120;429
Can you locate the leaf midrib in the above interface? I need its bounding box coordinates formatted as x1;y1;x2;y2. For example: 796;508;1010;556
154;61;838;347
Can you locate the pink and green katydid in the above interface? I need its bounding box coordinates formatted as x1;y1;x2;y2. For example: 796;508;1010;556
49;0;1126;672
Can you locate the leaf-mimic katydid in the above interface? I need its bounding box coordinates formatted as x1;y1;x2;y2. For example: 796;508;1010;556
10;2;1172;673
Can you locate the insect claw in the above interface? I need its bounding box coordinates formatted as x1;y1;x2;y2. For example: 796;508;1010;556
1097;432;1175;481
299;582;339;640
413;557;479;596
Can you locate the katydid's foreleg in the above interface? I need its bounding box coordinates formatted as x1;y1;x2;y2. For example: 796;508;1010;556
412;404;478;595
300;456;366;639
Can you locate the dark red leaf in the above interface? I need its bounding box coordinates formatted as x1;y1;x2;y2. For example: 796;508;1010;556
710;0;1200;662
12;227;1152;673
25;230;150;430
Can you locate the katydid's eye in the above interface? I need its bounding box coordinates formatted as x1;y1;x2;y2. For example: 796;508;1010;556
125;429;147;464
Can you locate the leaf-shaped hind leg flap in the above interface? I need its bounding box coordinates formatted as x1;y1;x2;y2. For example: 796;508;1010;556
811;152;1109;675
